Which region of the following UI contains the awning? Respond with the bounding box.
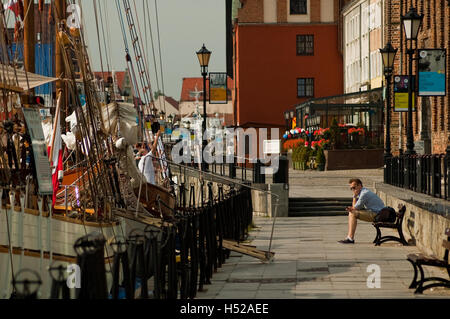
[0,63,58,92]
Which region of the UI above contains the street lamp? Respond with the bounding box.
[196,44,212,171]
[380,42,397,183]
[284,111,290,130]
[401,7,423,155]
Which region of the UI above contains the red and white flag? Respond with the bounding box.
[48,92,63,207]
[4,0,21,17]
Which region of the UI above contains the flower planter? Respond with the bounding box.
[324,149,383,171]
[317,163,325,171]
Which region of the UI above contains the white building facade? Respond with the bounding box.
[343,0,384,94]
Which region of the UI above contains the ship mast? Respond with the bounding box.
[23,0,35,103]
[55,0,66,113]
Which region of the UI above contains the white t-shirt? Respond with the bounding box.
[138,152,156,185]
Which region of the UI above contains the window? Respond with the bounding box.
[290,0,307,15]
[297,78,314,97]
[296,35,314,55]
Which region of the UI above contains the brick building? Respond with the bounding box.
[384,0,450,155]
[232,0,344,129]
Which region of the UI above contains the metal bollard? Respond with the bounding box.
[253,159,265,184]
[273,155,289,184]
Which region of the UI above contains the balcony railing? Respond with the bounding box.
[385,152,449,201]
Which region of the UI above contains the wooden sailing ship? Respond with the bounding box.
[0,0,174,298]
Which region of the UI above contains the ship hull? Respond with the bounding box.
[0,206,126,299]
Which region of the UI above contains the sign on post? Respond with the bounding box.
[394,75,415,112]
[209,72,228,104]
[418,49,446,96]
[22,108,53,195]
[263,140,281,155]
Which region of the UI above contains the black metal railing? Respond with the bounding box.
[385,152,449,201]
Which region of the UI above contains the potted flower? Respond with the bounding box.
[348,127,365,146]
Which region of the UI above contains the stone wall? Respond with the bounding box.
[375,182,450,258]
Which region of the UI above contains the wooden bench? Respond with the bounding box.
[372,205,407,246]
[406,228,450,294]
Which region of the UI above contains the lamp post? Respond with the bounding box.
[401,7,423,155]
[284,111,290,130]
[380,42,397,183]
[196,44,212,171]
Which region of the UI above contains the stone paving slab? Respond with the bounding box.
[196,215,450,299]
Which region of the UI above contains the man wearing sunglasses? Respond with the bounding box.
[338,178,385,244]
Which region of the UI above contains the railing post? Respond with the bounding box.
[403,155,409,190]
[393,155,398,186]
[229,156,236,179]
[384,155,389,184]
[65,186,68,216]
[253,159,265,184]
[446,147,450,200]
[431,155,437,197]
[416,156,422,193]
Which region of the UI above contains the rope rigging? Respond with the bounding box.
[153,0,166,115]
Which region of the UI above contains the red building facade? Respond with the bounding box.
[233,0,344,129]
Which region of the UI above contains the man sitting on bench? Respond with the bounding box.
[338,178,385,244]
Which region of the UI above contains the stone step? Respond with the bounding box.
[288,205,349,212]
[289,197,352,203]
[288,211,348,217]
[288,197,352,217]
[289,201,352,207]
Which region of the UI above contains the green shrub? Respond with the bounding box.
[292,146,303,162]
[316,147,325,164]
[300,147,311,163]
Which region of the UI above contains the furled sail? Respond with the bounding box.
[101,101,138,145]
[0,63,58,92]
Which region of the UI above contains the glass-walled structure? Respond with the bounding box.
[294,88,384,147]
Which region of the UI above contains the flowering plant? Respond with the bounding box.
[348,127,365,136]
[311,139,330,149]
[283,138,305,151]
[314,128,330,138]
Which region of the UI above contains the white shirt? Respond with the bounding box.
[138,151,156,185]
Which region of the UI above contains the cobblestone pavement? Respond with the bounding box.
[196,216,450,299]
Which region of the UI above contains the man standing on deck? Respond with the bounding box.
[138,130,161,185]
